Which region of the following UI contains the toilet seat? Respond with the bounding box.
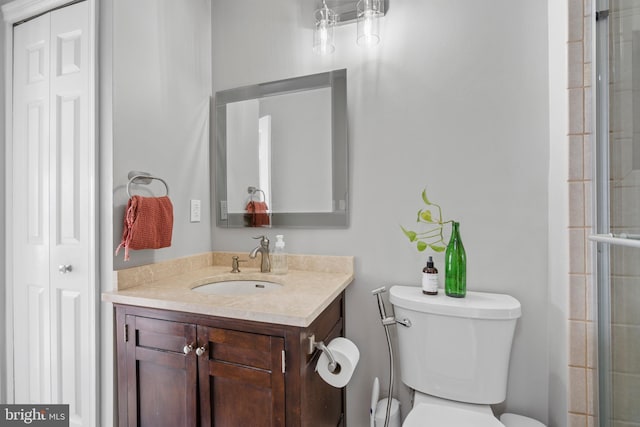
[403,403,505,427]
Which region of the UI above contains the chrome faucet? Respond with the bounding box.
[249,235,271,272]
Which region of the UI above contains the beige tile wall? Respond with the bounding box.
[568,0,597,426]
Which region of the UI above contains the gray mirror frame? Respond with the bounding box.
[215,69,348,228]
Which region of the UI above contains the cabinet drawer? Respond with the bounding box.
[204,328,273,370]
[131,316,193,353]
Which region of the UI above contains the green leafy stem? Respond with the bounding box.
[401,188,453,252]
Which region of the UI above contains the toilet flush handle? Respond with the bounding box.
[395,318,412,327]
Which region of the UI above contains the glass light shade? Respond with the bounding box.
[357,0,382,47]
[313,4,337,54]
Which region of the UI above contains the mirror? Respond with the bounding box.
[215,69,348,228]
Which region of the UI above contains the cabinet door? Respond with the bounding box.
[124,315,198,427]
[197,326,286,426]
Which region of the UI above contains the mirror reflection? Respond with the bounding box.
[215,69,348,228]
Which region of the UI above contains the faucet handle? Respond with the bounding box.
[253,235,270,247]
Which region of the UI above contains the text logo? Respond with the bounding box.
[0,405,68,427]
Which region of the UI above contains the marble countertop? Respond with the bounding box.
[102,252,355,327]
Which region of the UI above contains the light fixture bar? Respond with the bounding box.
[325,0,386,24]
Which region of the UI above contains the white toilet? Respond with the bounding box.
[389,286,545,427]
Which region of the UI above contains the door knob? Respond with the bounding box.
[183,344,194,355]
[58,264,73,274]
[195,346,207,357]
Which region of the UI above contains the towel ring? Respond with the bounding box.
[127,173,169,198]
[248,186,266,202]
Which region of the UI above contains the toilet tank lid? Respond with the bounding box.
[389,286,521,320]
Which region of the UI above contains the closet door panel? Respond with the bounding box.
[48,4,91,426]
[57,289,82,412]
[12,11,52,404]
[26,285,49,403]
[55,93,81,245]
[27,100,47,243]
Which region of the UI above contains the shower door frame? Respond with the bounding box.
[594,0,612,424]
[593,0,640,425]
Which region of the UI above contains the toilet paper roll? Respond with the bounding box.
[316,337,360,388]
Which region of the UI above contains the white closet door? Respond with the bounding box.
[12,10,53,405]
[12,3,93,426]
[48,4,91,425]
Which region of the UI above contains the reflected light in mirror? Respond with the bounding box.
[258,115,272,209]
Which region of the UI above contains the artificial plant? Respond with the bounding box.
[401,188,453,252]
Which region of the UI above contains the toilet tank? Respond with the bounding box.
[389,286,521,405]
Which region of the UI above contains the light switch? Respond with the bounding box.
[220,201,228,220]
[190,199,201,222]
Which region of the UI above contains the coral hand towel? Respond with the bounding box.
[245,201,270,227]
[115,195,174,261]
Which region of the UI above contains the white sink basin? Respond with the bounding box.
[192,280,282,295]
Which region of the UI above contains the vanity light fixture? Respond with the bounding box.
[356,0,382,47]
[313,0,386,54]
[314,0,337,55]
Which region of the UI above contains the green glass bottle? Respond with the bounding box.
[445,221,466,298]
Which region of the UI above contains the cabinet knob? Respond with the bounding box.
[58,264,72,274]
[183,344,194,355]
[195,346,207,357]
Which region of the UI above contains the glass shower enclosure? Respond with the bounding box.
[593,1,640,425]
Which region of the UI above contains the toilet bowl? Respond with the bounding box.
[500,413,546,427]
[403,403,504,427]
[400,393,546,427]
[402,393,503,427]
[389,286,546,427]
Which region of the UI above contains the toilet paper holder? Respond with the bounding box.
[307,334,338,373]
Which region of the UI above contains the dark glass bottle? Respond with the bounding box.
[445,221,466,298]
[422,256,438,295]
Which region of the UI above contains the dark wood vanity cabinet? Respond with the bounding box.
[121,316,199,427]
[115,293,345,427]
[197,326,285,426]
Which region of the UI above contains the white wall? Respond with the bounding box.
[111,0,212,270]
[211,0,551,425]
[105,1,212,425]
[547,0,569,425]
